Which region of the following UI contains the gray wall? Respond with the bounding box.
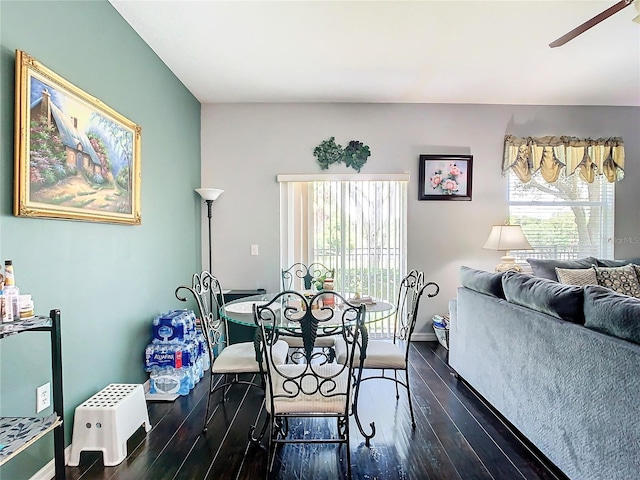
[0,2,201,478]
[201,103,640,335]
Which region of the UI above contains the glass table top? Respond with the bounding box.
[220,293,395,331]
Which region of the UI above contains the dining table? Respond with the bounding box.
[219,291,396,335]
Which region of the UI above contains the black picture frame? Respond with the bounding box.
[418,154,473,201]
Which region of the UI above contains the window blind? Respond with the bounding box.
[280,177,408,337]
[508,171,614,262]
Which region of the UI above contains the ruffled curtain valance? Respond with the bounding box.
[503,135,625,184]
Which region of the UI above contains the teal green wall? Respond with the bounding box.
[0,1,201,478]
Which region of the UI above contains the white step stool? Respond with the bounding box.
[68,383,151,467]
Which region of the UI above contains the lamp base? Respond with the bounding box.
[495,255,523,273]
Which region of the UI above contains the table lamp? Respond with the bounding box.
[482,224,532,272]
[196,188,224,274]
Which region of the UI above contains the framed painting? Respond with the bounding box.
[13,50,141,225]
[418,154,473,201]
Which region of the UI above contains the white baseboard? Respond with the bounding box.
[30,445,72,480]
[412,332,437,342]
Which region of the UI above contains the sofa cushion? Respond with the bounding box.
[502,271,584,324]
[555,267,598,286]
[596,257,640,267]
[584,285,640,345]
[526,257,598,281]
[459,266,505,298]
[593,264,640,298]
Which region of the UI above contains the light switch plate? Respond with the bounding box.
[250,244,259,256]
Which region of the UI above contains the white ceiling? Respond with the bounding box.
[110,0,640,106]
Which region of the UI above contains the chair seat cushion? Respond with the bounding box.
[335,338,406,369]
[266,363,352,415]
[213,340,288,374]
[281,334,336,348]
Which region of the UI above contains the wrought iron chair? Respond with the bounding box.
[175,271,288,436]
[335,269,439,442]
[281,262,337,361]
[281,262,335,291]
[253,290,366,480]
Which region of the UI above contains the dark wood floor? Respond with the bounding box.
[66,342,566,480]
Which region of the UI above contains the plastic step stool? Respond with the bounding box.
[68,383,151,467]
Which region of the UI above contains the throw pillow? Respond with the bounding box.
[593,264,640,298]
[502,271,584,324]
[459,266,505,298]
[583,285,640,345]
[526,257,598,281]
[555,267,598,286]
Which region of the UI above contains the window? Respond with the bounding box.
[508,171,614,262]
[279,174,408,337]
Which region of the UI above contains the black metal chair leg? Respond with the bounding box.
[394,369,400,399]
[203,373,216,434]
[249,411,270,444]
[406,369,416,428]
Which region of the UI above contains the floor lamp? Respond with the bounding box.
[196,188,224,274]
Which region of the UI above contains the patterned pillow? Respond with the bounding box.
[593,264,640,298]
[555,267,597,286]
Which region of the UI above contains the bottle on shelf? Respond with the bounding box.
[3,260,20,322]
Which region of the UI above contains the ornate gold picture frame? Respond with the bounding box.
[14,50,141,225]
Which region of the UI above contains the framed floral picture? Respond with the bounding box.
[13,50,141,225]
[418,154,473,201]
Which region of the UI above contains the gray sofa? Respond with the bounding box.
[449,265,640,480]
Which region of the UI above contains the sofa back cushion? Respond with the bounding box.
[526,257,598,281]
[584,285,640,345]
[459,266,505,298]
[502,271,584,324]
[596,257,640,267]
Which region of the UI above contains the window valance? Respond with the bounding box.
[503,135,624,184]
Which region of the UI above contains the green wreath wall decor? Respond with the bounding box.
[313,137,371,173]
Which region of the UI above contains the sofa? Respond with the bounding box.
[448,259,640,480]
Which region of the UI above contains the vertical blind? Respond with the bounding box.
[279,174,408,337]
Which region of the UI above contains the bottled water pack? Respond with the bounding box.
[145,309,209,396]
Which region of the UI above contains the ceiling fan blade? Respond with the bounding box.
[549,0,634,48]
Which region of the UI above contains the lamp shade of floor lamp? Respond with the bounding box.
[196,188,224,274]
[482,224,533,272]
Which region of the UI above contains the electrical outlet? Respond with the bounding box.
[36,383,50,413]
[250,244,259,256]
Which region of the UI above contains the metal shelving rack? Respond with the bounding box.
[0,310,65,479]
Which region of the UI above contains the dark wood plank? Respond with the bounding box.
[411,342,566,480]
[176,374,267,480]
[66,342,564,480]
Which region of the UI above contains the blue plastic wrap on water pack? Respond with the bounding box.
[152,309,197,344]
[144,341,198,371]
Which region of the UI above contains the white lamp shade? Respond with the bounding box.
[483,225,532,251]
[196,188,224,201]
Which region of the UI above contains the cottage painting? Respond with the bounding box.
[14,50,141,225]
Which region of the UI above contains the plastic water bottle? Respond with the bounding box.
[3,261,20,321]
[149,367,191,395]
